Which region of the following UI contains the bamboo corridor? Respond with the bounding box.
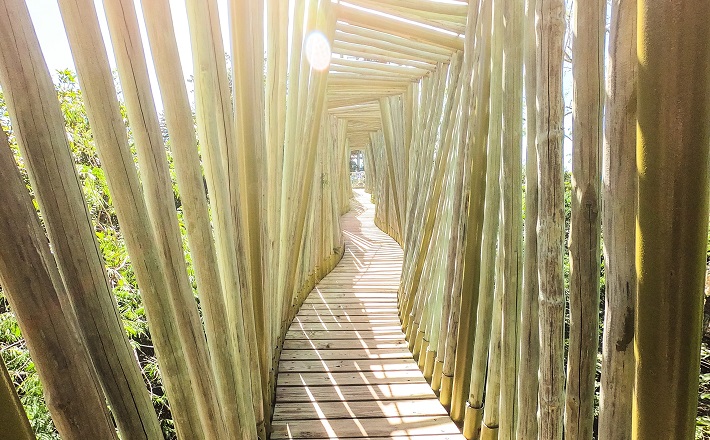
[0,0,709,439]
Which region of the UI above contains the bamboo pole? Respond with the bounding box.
[450,0,491,423]
[463,0,498,435]
[184,0,259,436]
[139,0,252,437]
[515,0,540,435]
[0,2,161,438]
[103,2,230,438]
[634,1,710,437]
[535,0,566,437]
[228,0,270,427]
[598,0,636,438]
[498,0,524,434]
[0,136,118,440]
[565,0,604,437]
[480,248,505,440]
[0,352,34,439]
[55,0,206,436]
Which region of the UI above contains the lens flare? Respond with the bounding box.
[305,31,331,71]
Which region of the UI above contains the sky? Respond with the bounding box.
[26,0,231,111]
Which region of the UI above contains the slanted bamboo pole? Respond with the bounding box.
[565,0,604,437]
[598,0,636,437]
[515,0,540,435]
[140,0,255,437]
[0,2,161,438]
[535,0,566,436]
[103,2,229,438]
[0,352,34,439]
[463,0,498,435]
[0,137,118,440]
[450,0,491,423]
[56,0,206,436]
[634,1,710,437]
[480,248,505,440]
[185,0,260,436]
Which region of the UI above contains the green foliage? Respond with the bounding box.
[0,70,179,439]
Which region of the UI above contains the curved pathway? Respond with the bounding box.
[272,190,464,439]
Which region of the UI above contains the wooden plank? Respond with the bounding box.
[272,399,448,420]
[279,348,412,360]
[272,416,463,439]
[289,322,402,331]
[277,370,425,387]
[292,315,400,323]
[278,359,420,374]
[285,330,404,340]
[283,339,407,350]
[275,383,435,403]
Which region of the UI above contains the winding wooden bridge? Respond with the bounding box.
[0,0,709,439]
[272,191,463,439]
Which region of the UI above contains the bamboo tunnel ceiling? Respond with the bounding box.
[329,0,465,150]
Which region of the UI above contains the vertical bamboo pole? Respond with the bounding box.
[535,0,566,437]
[598,0,636,438]
[499,0,524,434]
[0,352,34,439]
[0,137,118,440]
[229,1,269,420]
[480,248,505,440]
[0,2,161,438]
[634,1,710,437]
[565,0,604,437]
[55,0,205,435]
[516,0,540,435]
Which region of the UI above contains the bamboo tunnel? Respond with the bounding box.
[1,0,709,439]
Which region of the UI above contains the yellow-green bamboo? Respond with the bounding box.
[598,0,636,438]
[515,0,540,435]
[0,2,161,437]
[0,136,118,440]
[565,0,604,437]
[0,346,34,439]
[535,0,566,436]
[56,0,206,435]
[634,1,710,437]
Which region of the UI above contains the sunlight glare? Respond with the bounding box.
[305,30,331,71]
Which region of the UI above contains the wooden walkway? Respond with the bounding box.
[272,190,464,439]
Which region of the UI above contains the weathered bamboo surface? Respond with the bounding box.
[272,190,463,439]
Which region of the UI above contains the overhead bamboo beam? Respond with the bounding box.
[0,135,118,440]
[598,0,636,438]
[337,22,457,59]
[0,1,162,438]
[334,40,446,66]
[335,3,465,51]
[536,0,566,437]
[333,48,436,70]
[634,1,710,438]
[342,0,466,34]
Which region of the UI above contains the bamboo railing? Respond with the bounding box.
[1,0,709,439]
